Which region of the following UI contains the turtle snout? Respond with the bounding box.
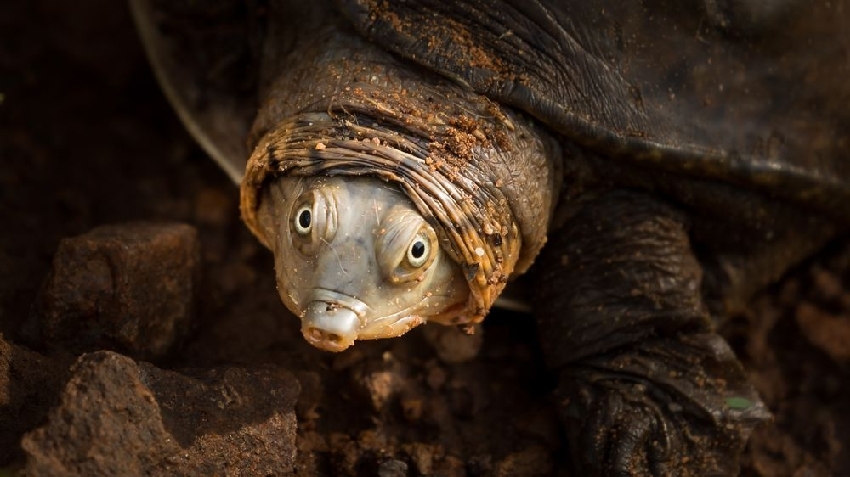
[302,301,360,352]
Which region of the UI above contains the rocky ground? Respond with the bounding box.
[1,2,848,476]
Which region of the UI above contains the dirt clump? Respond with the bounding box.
[21,351,300,476]
[0,336,70,466]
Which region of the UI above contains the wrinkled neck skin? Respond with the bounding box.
[241,1,560,351]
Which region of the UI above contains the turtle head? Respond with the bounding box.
[258,176,468,351]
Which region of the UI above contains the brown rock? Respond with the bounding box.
[21,351,300,476]
[146,364,301,476]
[0,335,68,466]
[33,222,201,360]
[21,352,178,476]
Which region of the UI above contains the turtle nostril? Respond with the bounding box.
[326,333,342,343]
[302,325,354,351]
[306,328,342,344]
[306,327,324,342]
[307,328,342,343]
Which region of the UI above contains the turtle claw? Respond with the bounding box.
[606,406,666,477]
[557,335,770,477]
[565,380,674,477]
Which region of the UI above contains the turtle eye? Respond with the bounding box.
[376,210,438,283]
[294,204,313,235]
[406,234,430,268]
[290,189,336,255]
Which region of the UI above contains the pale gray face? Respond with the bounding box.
[259,176,468,351]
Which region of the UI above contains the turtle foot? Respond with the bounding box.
[557,334,770,477]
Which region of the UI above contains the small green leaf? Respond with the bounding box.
[726,396,754,410]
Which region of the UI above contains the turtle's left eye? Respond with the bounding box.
[406,234,430,268]
[376,210,439,283]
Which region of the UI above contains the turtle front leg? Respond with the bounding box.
[533,190,770,477]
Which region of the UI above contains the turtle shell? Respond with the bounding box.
[130,0,264,183]
[133,0,850,221]
[336,0,850,221]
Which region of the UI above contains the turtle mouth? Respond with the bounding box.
[299,289,428,350]
[357,313,425,341]
[307,289,370,317]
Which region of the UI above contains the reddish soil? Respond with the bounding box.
[1,2,848,476]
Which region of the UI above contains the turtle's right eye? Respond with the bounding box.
[294,205,312,235]
[291,190,337,254]
[406,233,430,268]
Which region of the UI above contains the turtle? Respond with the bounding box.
[130,0,850,475]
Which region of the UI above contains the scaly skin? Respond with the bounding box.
[534,190,771,476]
